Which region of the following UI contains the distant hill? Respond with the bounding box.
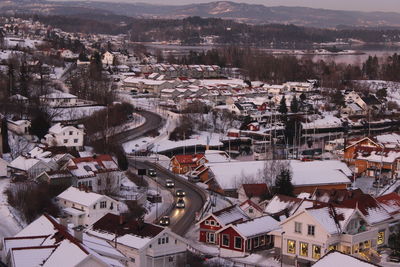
[3,0,400,28]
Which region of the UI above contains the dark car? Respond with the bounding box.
[148,169,157,177]
[176,189,186,197]
[176,198,185,209]
[166,179,175,188]
[159,216,170,226]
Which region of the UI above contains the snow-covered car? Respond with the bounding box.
[166,179,175,188]
[159,216,170,226]
[176,198,185,209]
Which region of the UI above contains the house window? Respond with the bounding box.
[300,242,308,257]
[377,231,385,245]
[63,139,68,143]
[207,233,215,243]
[100,201,106,208]
[130,257,135,263]
[308,225,315,236]
[312,245,321,259]
[74,139,78,143]
[158,238,161,245]
[249,208,254,214]
[295,222,302,233]
[328,244,338,251]
[69,131,73,135]
[93,204,96,209]
[168,256,173,262]
[254,236,260,248]
[222,234,229,247]
[246,239,251,250]
[162,238,165,244]
[166,237,169,243]
[110,203,114,210]
[287,240,296,254]
[234,237,242,249]
[205,220,209,226]
[98,179,102,186]
[210,220,215,226]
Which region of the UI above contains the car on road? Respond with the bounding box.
[166,179,175,188]
[159,216,170,226]
[176,189,186,197]
[148,169,157,177]
[176,198,185,209]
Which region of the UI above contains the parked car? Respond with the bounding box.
[176,198,185,209]
[159,216,170,226]
[166,179,175,188]
[389,254,400,263]
[176,189,186,197]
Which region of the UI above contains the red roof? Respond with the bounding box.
[173,154,204,164]
[376,192,400,215]
[242,183,269,198]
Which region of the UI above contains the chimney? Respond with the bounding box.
[73,225,85,242]
[59,215,68,228]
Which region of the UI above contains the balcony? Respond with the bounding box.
[341,228,378,245]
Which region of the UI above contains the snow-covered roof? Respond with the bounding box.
[313,251,378,267]
[124,77,167,85]
[230,216,280,238]
[264,194,302,216]
[11,246,57,267]
[207,160,352,190]
[375,133,400,148]
[41,92,77,99]
[210,205,249,226]
[10,156,40,171]
[67,155,119,178]
[306,206,355,234]
[116,234,152,250]
[57,187,111,207]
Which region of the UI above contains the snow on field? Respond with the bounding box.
[4,37,43,49]
[0,50,23,61]
[0,178,22,239]
[51,106,106,122]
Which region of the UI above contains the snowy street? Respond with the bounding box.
[0,178,21,240]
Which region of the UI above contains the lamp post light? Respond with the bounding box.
[281,231,286,267]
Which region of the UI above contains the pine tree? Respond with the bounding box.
[290,95,299,113]
[274,168,294,196]
[279,95,288,114]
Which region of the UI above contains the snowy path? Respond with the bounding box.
[0,178,21,239]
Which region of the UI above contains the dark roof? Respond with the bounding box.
[242,183,269,198]
[361,95,381,105]
[341,194,390,219]
[92,213,163,238]
[312,188,364,204]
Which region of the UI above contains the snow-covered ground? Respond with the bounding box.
[0,178,22,239]
[302,113,342,130]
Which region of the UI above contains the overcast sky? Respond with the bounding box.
[87,0,400,13]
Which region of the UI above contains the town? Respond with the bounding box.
[0,10,400,267]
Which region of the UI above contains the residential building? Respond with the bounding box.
[7,119,30,135]
[1,214,126,267]
[313,250,379,267]
[170,154,207,174]
[57,186,120,226]
[216,215,280,257]
[90,213,187,267]
[39,91,78,107]
[66,154,122,194]
[239,199,264,219]
[44,123,85,150]
[198,205,249,245]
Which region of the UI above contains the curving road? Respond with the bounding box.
[129,159,207,236]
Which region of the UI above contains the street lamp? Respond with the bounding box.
[281,231,285,267]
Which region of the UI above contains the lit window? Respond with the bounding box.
[234,237,242,249]
[222,234,229,247]
[328,244,338,251]
[287,240,296,254]
[312,245,321,259]
[377,231,385,245]
[295,222,302,233]
[300,242,308,257]
[308,225,315,236]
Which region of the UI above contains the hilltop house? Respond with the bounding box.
[7,119,30,135]
[66,154,122,194]
[57,186,120,227]
[44,123,85,150]
[39,91,78,107]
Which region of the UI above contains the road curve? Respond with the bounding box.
[128,160,207,236]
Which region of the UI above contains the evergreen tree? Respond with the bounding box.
[1,118,10,153]
[279,95,288,114]
[376,88,387,100]
[30,110,51,139]
[19,63,29,97]
[331,89,345,108]
[290,95,299,113]
[274,168,294,197]
[300,93,306,102]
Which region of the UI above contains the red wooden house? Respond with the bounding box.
[198,205,249,245]
[216,215,280,257]
[170,154,207,174]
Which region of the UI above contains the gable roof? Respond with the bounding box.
[173,154,205,164]
[264,194,302,218]
[313,250,379,267]
[311,188,364,204]
[92,213,163,238]
[208,205,249,226]
[239,199,263,213]
[375,192,400,216]
[341,194,392,225]
[241,183,269,198]
[57,186,114,207]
